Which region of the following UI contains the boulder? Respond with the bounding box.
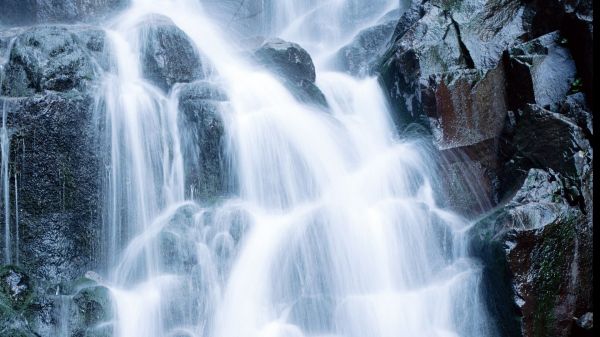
[70,283,113,332]
[0,0,128,25]
[504,31,577,111]
[254,38,328,108]
[335,17,397,77]
[2,91,103,286]
[176,81,229,202]
[138,14,206,92]
[0,25,106,97]
[469,168,592,337]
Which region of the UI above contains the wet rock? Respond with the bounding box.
[1,25,106,97]
[576,312,593,328]
[447,0,528,69]
[525,0,593,106]
[157,204,200,274]
[421,63,507,150]
[335,18,397,77]
[379,3,468,126]
[254,38,328,108]
[504,31,577,111]
[498,104,591,198]
[2,91,103,286]
[438,139,499,217]
[469,168,592,337]
[177,81,229,202]
[71,284,113,329]
[559,93,593,136]
[0,0,128,25]
[0,265,33,310]
[138,14,206,92]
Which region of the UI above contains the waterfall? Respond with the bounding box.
[0,37,16,265]
[97,1,497,336]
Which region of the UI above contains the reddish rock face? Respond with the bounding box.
[421,63,507,150]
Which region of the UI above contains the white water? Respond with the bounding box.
[95,1,497,337]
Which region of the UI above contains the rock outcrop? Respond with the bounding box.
[138,14,207,92]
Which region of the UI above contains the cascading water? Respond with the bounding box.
[94,1,498,336]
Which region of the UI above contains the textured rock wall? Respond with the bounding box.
[377,0,593,336]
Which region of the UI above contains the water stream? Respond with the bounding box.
[95,1,496,336]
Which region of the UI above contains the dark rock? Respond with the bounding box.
[2,91,103,286]
[469,168,592,337]
[575,312,593,331]
[498,104,591,198]
[254,38,328,108]
[438,139,499,217]
[379,0,527,128]
[559,93,593,136]
[448,0,528,69]
[504,31,577,111]
[176,81,229,202]
[0,0,128,25]
[335,19,397,77]
[138,14,206,92]
[0,25,106,97]
[379,3,469,126]
[524,0,593,107]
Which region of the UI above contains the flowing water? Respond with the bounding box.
[91,0,497,336]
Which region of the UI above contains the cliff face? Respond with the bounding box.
[376,1,593,336]
[0,0,594,336]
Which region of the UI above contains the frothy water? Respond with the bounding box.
[91,1,497,336]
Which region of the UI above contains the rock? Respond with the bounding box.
[1,25,106,97]
[524,0,593,106]
[559,93,593,136]
[0,265,33,311]
[469,168,592,337]
[138,14,206,92]
[448,0,528,69]
[421,63,507,150]
[379,0,528,129]
[576,312,593,329]
[71,284,113,329]
[0,0,128,25]
[379,2,469,126]
[438,139,499,217]
[157,204,200,274]
[504,31,577,111]
[176,81,229,202]
[335,18,397,77]
[498,104,591,198]
[254,38,328,108]
[2,91,103,286]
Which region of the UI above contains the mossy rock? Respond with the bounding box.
[72,285,113,327]
[0,265,34,311]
